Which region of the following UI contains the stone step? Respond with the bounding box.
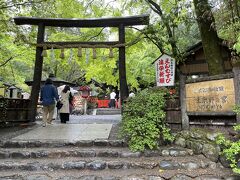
[0,139,126,148]
[3,140,195,151]
[0,155,229,172]
[0,146,193,159]
[96,108,121,115]
[0,168,237,180]
[0,135,238,179]
[0,143,237,180]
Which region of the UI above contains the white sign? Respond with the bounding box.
[154,54,175,86]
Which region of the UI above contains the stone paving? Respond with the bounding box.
[12,124,113,141]
[65,114,121,124]
[10,114,121,141]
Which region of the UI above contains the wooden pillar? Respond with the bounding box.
[233,66,240,123]
[118,24,128,103]
[180,73,189,129]
[28,23,45,121]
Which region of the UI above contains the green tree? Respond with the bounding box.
[124,0,199,60]
[193,0,226,75]
[214,0,240,58]
[0,0,238,91]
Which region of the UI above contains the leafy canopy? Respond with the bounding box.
[0,0,238,91]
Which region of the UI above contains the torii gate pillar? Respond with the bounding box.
[29,24,45,121]
[119,24,128,102]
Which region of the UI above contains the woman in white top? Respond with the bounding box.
[59,85,71,123]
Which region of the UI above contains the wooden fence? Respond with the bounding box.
[0,98,30,124]
[165,96,182,131]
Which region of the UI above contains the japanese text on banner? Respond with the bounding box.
[155,54,175,86]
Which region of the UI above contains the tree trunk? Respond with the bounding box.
[193,0,225,75]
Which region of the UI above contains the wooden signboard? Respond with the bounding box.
[186,78,235,112]
[154,54,175,87]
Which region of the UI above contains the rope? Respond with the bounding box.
[32,37,142,49]
[34,43,126,49]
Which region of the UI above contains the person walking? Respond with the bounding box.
[59,85,71,123]
[40,78,59,127]
[109,90,116,108]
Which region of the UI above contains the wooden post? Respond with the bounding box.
[180,73,189,129]
[118,24,128,103]
[28,24,45,121]
[233,66,240,123]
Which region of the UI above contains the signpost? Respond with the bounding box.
[154,54,175,87]
[186,78,235,112]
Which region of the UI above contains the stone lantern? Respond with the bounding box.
[9,86,18,98]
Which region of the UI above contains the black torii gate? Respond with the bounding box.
[14,15,149,121]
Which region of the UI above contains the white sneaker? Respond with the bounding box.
[42,123,46,127]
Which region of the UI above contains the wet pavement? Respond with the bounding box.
[0,114,122,141]
[11,114,121,141]
[13,123,113,141]
[62,114,121,124]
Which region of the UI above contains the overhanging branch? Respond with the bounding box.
[130,26,164,53]
[0,57,13,67]
[87,27,106,41]
[145,0,178,56]
[0,0,44,9]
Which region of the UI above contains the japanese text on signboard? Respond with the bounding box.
[155,54,175,86]
[185,79,235,112]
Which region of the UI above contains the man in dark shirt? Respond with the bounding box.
[40,78,59,127]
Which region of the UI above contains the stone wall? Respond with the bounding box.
[174,128,233,167]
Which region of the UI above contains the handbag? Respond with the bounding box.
[56,101,63,109]
[69,93,73,104]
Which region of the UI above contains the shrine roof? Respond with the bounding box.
[25,78,76,87]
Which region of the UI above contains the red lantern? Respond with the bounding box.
[79,86,91,98]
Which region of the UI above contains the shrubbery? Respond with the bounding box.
[120,88,174,152]
[216,105,240,174]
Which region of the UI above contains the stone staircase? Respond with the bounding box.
[0,139,238,180]
[96,108,121,115]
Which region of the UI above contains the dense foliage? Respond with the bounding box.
[216,105,240,174]
[0,0,239,91]
[120,88,174,152]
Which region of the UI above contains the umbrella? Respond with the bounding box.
[57,85,78,95]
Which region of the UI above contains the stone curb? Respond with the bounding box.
[0,147,193,159]
[0,159,220,171]
[0,140,126,148]
[0,174,239,180]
